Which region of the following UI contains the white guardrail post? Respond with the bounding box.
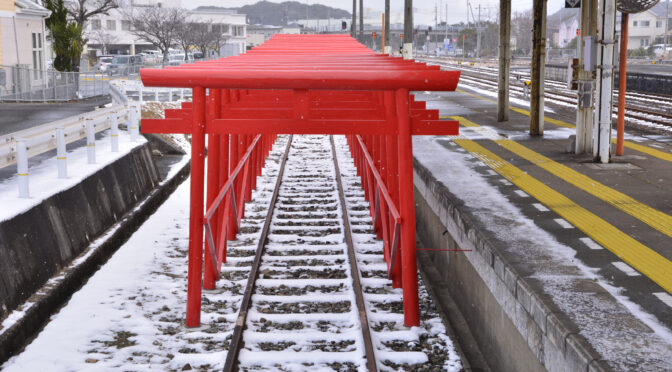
[56,127,67,178]
[86,118,96,164]
[110,112,119,152]
[180,88,184,100]
[17,139,29,198]
[154,89,159,101]
[139,86,144,104]
[129,103,139,142]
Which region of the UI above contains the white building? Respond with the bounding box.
[83,0,247,57]
[0,0,50,69]
[0,0,50,92]
[627,0,671,49]
[246,25,300,48]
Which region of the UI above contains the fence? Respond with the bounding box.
[0,98,140,198]
[0,65,110,102]
[112,79,192,102]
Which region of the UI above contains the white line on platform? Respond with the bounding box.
[514,190,528,197]
[499,179,513,186]
[579,237,603,250]
[553,218,574,229]
[532,203,549,211]
[653,292,672,308]
[612,262,641,276]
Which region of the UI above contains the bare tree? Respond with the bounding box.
[126,7,183,62]
[192,21,221,56]
[90,27,118,54]
[175,20,198,57]
[66,0,118,27]
[512,10,534,56]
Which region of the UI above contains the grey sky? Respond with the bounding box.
[185,0,567,25]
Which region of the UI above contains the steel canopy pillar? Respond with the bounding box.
[616,13,628,156]
[497,0,512,122]
[384,0,391,54]
[403,0,414,59]
[576,0,598,154]
[530,0,547,136]
[395,88,419,326]
[352,0,357,38]
[186,86,206,327]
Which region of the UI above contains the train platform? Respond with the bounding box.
[411,87,672,370]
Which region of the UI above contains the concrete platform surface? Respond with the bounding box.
[412,87,672,371]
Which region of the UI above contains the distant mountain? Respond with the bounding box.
[195,1,351,26]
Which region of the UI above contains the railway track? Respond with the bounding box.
[221,135,461,371]
[419,58,672,129]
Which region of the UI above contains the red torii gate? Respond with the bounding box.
[140,34,460,328]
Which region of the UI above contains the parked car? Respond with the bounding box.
[94,55,114,72]
[108,55,144,75]
[141,50,161,64]
[167,53,194,66]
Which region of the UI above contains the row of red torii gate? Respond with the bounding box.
[140,34,461,327]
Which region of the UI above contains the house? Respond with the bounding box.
[547,8,580,48]
[82,0,247,58]
[0,0,50,69]
[627,0,670,49]
[0,0,50,94]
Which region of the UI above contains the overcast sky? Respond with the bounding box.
[185,0,567,25]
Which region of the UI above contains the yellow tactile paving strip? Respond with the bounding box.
[451,116,672,241]
[448,136,672,294]
[451,88,672,162]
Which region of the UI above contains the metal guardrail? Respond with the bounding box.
[113,79,192,102]
[0,102,140,197]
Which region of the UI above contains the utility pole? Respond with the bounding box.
[352,0,357,38]
[477,4,482,58]
[592,0,617,163]
[497,0,511,122]
[529,0,547,136]
[665,0,670,59]
[359,0,364,41]
[435,2,438,29]
[385,0,390,53]
[403,0,413,59]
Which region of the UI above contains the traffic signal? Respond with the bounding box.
[372,32,377,39]
[342,21,347,30]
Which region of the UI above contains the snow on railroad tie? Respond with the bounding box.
[232,135,461,372]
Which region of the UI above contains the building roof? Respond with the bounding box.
[15,0,51,16]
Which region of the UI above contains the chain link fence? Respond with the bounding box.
[0,65,111,102]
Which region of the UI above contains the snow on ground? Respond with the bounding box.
[412,135,672,370]
[2,138,289,372]
[0,133,146,223]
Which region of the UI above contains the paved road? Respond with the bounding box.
[0,96,111,136]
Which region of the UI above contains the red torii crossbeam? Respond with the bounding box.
[140,34,460,328]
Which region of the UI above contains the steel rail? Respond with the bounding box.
[222,135,293,372]
[330,135,379,372]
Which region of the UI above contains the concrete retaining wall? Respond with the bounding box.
[0,144,159,319]
[412,159,608,372]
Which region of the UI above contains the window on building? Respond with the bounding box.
[106,20,116,30]
[122,20,131,31]
[633,21,638,26]
[641,20,650,27]
[640,38,650,46]
[32,32,43,79]
[92,19,101,30]
[656,20,663,28]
